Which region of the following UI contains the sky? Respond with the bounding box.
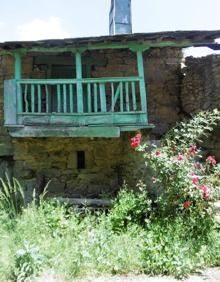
[0,0,220,56]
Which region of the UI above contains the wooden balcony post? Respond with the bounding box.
[136,50,147,113]
[14,52,22,80]
[75,52,83,113]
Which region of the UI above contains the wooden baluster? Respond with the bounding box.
[99,83,107,112]
[69,84,73,113]
[120,82,123,112]
[112,83,121,111]
[57,84,61,113]
[24,84,29,112]
[45,84,50,113]
[31,84,35,113]
[111,83,114,112]
[87,83,92,113]
[125,82,130,112]
[131,81,137,111]
[63,84,67,113]
[37,84,41,113]
[94,83,98,112]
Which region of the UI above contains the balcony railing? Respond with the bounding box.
[4,76,150,137]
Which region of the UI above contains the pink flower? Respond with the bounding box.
[155,150,161,156]
[189,144,197,156]
[130,133,142,148]
[183,201,191,209]
[197,185,209,200]
[206,156,217,165]
[192,175,199,185]
[177,154,184,161]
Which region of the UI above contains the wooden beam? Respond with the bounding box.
[8,126,120,138]
[137,50,147,114]
[75,52,83,113]
[14,53,22,80]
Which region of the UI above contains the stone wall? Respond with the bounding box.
[181,55,220,159]
[2,48,220,198]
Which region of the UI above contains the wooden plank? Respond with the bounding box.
[111,83,114,112]
[131,81,137,111]
[14,53,21,80]
[120,82,123,112]
[24,84,29,112]
[75,52,83,113]
[17,83,23,114]
[57,85,61,113]
[8,126,121,138]
[94,83,98,112]
[137,50,147,113]
[125,82,130,112]
[45,84,50,113]
[99,83,107,112]
[18,112,147,126]
[87,83,92,113]
[63,84,67,113]
[4,80,17,125]
[37,85,41,113]
[113,82,121,109]
[31,84,35,113]
[69,84,74,113]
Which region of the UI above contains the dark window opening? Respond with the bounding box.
[77,151,85,169]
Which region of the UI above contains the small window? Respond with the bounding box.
[77,151,85,169]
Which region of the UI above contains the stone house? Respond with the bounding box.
[0,0,220,199]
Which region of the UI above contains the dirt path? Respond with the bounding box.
[74,268,220,282]
[35,267,220,282]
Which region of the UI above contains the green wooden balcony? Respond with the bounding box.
[4,76,152,137]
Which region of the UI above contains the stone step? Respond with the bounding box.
[213,201,220,213]
[214,215,220,223]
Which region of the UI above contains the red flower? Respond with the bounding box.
[192,175,199,185]
[189,144,197,156]
[177,154,184,161]
[130,133,142,148]
[183,201,190,209]
[155,150,161,156]
[206,156,217,165]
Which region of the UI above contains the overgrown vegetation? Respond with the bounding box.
[0,110,219,281]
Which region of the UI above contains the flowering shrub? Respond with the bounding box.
[130,110,220,219]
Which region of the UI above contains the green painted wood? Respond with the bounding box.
[57,85,61,113]
[18,76,140,84]
[120,82,123,112]
[2,41,193,56]
[31,84,35,113]
[125,82,130,112]
[24,84,29,112]
[87,83,92,113]
[111,83,114,112]
[17,83,23,114]
[75,52,83,113]
[45,84,49,113]
[94,83,98,112]
[17,111,147,126]
[69,84,73,113]
[137,50,147,113]
[14,53,22,80]
[113,82,121,110]
[131,81,137,111]
[37,85,41,113]
[99,83,107,112]
[8,126,120,138]
[63,84,67,113]
[4,80,17,125]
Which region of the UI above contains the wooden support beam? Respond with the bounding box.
[14,53,22,80]
[75,52,83,113]
[137,50,147,114]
